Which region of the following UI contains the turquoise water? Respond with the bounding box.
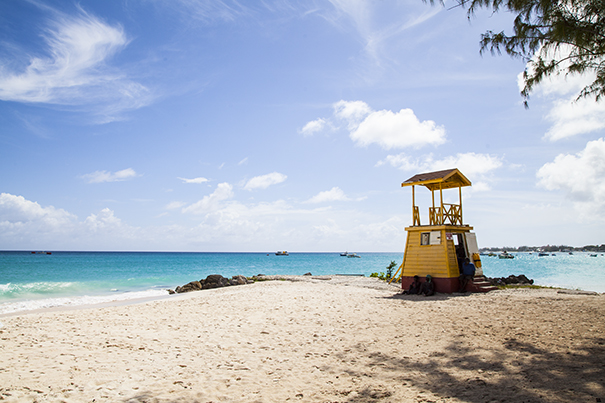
[1,251,604,315]
[480,252,605,292]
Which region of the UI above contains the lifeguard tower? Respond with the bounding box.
[395,168,493,293]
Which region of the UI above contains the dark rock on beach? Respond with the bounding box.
[486,274,534,286]
[174,274,252,294]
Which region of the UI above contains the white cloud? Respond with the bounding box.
[81,168,138,183]
[0,6,152,120]
[333,100,372,128]
[299,118,327,136]
[377,152,503,191]
[178,177,209,184]
[543,98,605,141]
[537,138,605,219]
[182,182,234,215]
[306,187,350,203]
[238,157,249,165]
[0,193,76,226]
[519,45,605,141]
[302,100,446,149]
[351,107,445,149]
[378,152,502,176]
[243,172,287,190]
[84,208,123,232]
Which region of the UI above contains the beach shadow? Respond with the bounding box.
[385,292,470,302]
[343,336,605,402]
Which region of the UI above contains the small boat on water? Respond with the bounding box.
[340,252,348,256]
[538,252,549,256]
[31,251,52,255]
[498,251,514,259]
[275,251,289,256]
[346,253,361,258]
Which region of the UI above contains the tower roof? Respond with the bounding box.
[401,168,471,191]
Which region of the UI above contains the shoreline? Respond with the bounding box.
[1,273,603,318]
[1,277,604,402]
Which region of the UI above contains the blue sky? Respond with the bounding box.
[1,0,604,252]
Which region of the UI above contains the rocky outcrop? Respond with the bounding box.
[173,274,253,294]
[486,274,534,286]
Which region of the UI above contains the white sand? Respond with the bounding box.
[0,276,604,402]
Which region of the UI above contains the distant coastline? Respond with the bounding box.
[481,244,605,253]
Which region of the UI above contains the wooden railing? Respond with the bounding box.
[413,206,421,226]
[429,203,462,225]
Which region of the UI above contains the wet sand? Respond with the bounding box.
[0,276,603,402]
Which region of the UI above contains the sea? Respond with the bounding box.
[1,251,604,316]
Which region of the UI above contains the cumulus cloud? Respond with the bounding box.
[81,168,138,183]
[306,187,351,203]
[333,100,372,129]
[377,152,503,190]
[299,118,327,136]
[178,177,209,184]
[0,193,137,249]
[543,98,605,141]
[84,208,123,231]
[537,138,605,218]
[302,100,446,149]
[378,152,502,176]
[0,193,76,225]
[182,182,234,215]
[244,172,287,190]
[519,45,605,141]
[0,6,152,120]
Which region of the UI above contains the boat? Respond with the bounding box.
[275,251,289,256]
[346,253,361,258]
[340,252,348,256]
[31,251,52,255]
[498,251,514,259]
[538,252,549,256]
[590,254,598,257]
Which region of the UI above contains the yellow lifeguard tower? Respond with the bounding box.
[397,168,490,293]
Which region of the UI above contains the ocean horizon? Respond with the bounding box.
[2,250,604,316]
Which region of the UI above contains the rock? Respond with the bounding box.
[303,272,312,276]
[175,280,202,293]
[232,275,247,285]
[202,274,230,289]
[486,274,534,286]
[173,274,254,294]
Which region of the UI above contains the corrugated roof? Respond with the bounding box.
[401,168,471,190]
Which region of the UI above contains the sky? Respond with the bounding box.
[1,0,604,252]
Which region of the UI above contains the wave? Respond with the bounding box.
[0,281,76,298]
[0,288,169,315]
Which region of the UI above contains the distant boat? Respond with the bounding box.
[498,251,514,259]
[590,254,598,257]
[538,252,549,256]
[340,252,348,256]
[346,253,361,258]
[275,251,289,256]
[31,251,51,255]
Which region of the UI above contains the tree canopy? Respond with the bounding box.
[432,0,605,106]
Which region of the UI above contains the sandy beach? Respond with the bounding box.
[0,276,603,402]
